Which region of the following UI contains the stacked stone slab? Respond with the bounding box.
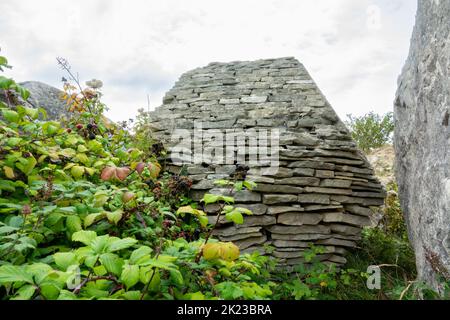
[148,57,385,266]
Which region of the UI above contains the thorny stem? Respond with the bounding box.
[195,179,237,263]
[140,238,164,300]
[56,57,93,114]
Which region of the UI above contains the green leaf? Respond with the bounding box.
[234,207,253,215]
[16,156,37,176]
[120,264,139,289]
[6,137,21,147]
[66,215,82,234]
[12,284,36,300]
[39,282,61,299]
[129,246,152,265]
[243,180,257,190]
[0,76,14,89]
[0,265,34,284]
[201,194,220,205]
[169,269,184,286]
[0,179,16,192]
[84,212,105,228]
[225,210,244,224]
[72,230,97,246]
[71,166,85,179]
[99,253,123,276]
[90,235,110,254]
[106,209,123,225]
[53,252,78,271]
[108,237,137,252]
[198,215,209,228]
[201,194,235,205]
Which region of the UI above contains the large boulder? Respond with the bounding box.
[19,81,69,120]
[394,0,450,291]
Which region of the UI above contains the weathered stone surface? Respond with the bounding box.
[263,194,298,205]
[278,213,323,226]
[0,81,69,121]
[272,240,311,248]
[394,0,450,290]
[234,235,267,250]
[320,179,352,188]
[267,225,331,235]
[298,194,330,204]
[255,184,303,194]
[267,206,304,215]
[271,233,330,241]
[292,168,315,177]
[322,212,371,227]
[235,215,276,228]
[213,226,261,237]
[315,170,335,178]
[275,177,320,186]
[305,187,352,195]
[235,204,268,216]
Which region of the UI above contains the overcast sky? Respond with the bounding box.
[0,0,417,122]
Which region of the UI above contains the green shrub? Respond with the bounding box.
[345,112,394,152]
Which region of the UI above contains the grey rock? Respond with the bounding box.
[298,194,330,204]
[267,206,304,215]
[275,177,320,186]
[263,194,298,205]
[255,184,303,194]
[394,0,450,290]
[278,213,323,226]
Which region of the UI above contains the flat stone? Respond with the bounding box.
[267,225,331,234]
[344,205,373,217]
[235,215,276,228]
[235,204,268,216]
[275,177,320,186]
[277,213,323,225]
[263,194,298,205]
[191,180,215,190]
[255,184,304,194]
[315,170,335,178]
[330,195,364,204]
[292,168,315,177]
[303,204,343,211]
[219,98,240,104]
[241,96,268,103]
[220,232,263,242]
[322,212,371,226]
[213,226,261,237]
[304,187,352,195]
[272,240,311,248]
[320,179,353,188]
[271,233,330,241]
[298,194,330,204]
[234,235,267,250]
[317,238,357,248]
[329,224,361,236]
[288,161,335,170]
[267,206,304,215]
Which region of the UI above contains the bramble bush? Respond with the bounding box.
[0,54,446,300]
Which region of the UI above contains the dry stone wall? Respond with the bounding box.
[149,57,385,267]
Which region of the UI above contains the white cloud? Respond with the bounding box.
[0,0,417,122]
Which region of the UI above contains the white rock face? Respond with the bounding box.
[394,0,450,291]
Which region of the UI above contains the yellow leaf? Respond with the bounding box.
[3,166,15,179]
[219,242,240,262]
[202,243,221,261]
